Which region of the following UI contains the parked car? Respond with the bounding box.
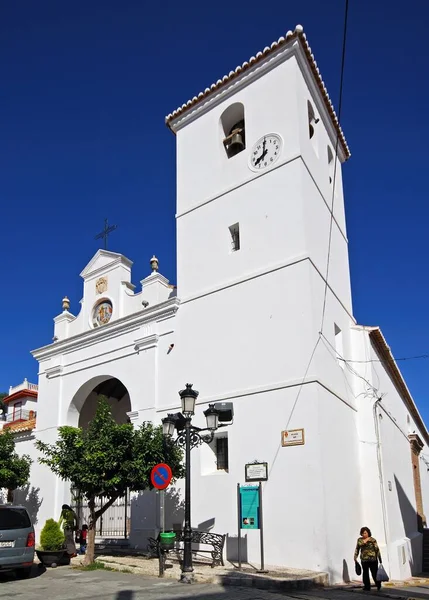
[0,505,35,578]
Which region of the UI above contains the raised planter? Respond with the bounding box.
[36,549,67,568]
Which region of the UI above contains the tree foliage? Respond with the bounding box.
[36,397,184,564]
[40,519,64,551]
[0,429,32,501]
[0,393,7,417]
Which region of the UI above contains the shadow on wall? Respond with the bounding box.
[395,474,418,573]
[226,533,248,563]
[12,485,43,525]
[395,474,420,536]
[129,486,185,547]
[342,558,351,583]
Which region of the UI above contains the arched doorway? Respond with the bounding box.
[78,377,131,428]
[69,376,132,541]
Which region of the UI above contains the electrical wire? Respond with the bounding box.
[272,0,351,443]
[320,0,350,335]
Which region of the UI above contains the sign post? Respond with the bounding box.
[258,481,266,572]
[237,483,241,570]
[151,463,173,579]
[151,464,173,534]
[237,462,269,573]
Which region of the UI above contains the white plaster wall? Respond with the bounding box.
[11,432,63,540]
[315,385,361,583]
[295,67,346,236]
[176,56,300,216]
[351,326,426,580]
[159,262,314,409]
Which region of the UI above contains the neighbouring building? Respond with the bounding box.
[6,24,429,583]
[1,379,38,435]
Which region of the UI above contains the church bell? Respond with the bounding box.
[227,130,245,156]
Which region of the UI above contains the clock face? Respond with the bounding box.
[249,134,282,171]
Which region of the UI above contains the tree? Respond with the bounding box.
[0,429,32,503]
[0,393,7,419]
[36,397,184,565]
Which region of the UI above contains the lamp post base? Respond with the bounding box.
[180,571,194,584]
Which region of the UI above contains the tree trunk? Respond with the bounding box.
[84,497,96,566]
[83,494,120,566]
[6,489,14,503]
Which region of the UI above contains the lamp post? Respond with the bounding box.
[162,384,230,584]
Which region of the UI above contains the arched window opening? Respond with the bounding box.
[220,103,246,159]
[307,100,319,140]
[327,146,334,184]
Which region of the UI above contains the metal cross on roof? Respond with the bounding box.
[95,218,117,250]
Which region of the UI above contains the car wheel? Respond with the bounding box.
[16,567,32,579]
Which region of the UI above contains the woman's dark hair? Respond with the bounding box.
[62,504,71,511]
[360,526,372,537]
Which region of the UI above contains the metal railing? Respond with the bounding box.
[6,408,36,423]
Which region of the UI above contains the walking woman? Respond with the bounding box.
[354,527,382,591]
[59,504,78,557]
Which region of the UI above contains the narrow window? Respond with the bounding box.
[327,146,334,184]
[334,324,344,368]
[216,435,229,471]
[307,100,318,140]
[229,223,240,251]
[220,103,246,158]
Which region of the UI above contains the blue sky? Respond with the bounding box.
[1,1,428,420]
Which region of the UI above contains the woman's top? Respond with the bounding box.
[354,537,381,562]
[59,508,77,531]
[79,529,88,544]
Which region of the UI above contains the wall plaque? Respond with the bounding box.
[282,428,305,447]
[245,462,268,482]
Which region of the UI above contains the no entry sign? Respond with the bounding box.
[151,463,173,490]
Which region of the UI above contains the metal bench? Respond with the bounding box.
[147,530,226,568]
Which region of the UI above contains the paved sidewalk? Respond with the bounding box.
[0,566,324,600]
[71,552,328,592]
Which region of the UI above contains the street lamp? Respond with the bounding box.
[162,384,233,584]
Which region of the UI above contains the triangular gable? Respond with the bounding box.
[80,249,133,279]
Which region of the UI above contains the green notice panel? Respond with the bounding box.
[240,485,259,529]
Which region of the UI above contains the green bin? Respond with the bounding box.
[159,531,176,550]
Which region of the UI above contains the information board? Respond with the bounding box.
[239,485,259,529]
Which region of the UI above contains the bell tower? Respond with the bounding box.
[167,24,351,310]
[165,25,360,578]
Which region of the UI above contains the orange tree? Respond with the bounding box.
[36,397,184,564]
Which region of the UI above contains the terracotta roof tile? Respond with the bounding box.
[2,418,36,434]
[165,25,350,159]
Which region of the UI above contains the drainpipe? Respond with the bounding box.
[373,397,391,573]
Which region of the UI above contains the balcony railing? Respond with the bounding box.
[8,379,38,396]
[5,408,37,424]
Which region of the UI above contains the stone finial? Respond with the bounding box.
[150,255,159,272]
[62,296,70,311]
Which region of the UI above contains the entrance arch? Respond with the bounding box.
[78,377,131,428]
[67,375,131,428]
[68,375,132,540]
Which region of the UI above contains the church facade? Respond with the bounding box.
[6,25,429,583]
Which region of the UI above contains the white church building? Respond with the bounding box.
[5,24,429,583]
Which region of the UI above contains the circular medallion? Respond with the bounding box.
[93,300,113,327]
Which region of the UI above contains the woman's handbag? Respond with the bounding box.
[355,561,362,576]
[376,564,389,582]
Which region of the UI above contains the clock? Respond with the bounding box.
[249,133,283,171]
